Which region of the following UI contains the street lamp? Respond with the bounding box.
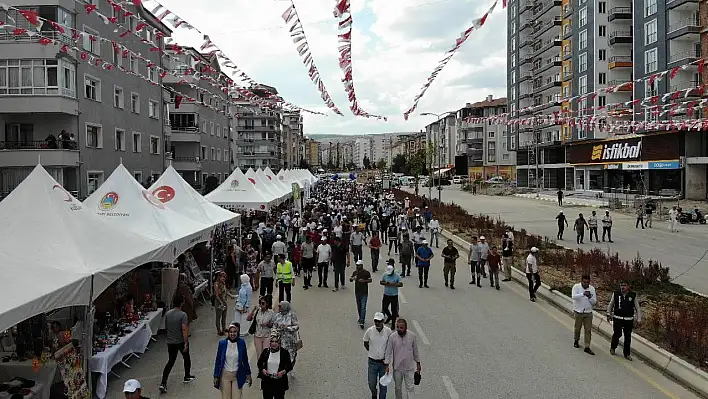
[421,112,454,202]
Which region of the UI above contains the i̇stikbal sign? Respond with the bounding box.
[591,141,642,161]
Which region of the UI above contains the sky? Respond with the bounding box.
[151,0,508,135]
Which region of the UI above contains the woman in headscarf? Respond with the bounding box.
[272,301,300,371]
[257,331,292,399]
[245,240,259,291]
[234,274,253,336]
[213,322,252,399]
[249,295,275,356]
[175,273,197,322]
[214,271,235,335]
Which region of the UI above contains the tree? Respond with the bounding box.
[299,157,310,169]
[391,154,406,174]
[202,175,219,195]
[363,156,371,169]
[376,158,387,170]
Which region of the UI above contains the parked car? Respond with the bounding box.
[426,178,451,187]
[485,176,506,184]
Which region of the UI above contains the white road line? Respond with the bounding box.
[411,320,430,345]
[639,243,665,251]
[441,376,460,399]
[399,290,408,304]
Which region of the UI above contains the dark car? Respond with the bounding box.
[426,178,452,187]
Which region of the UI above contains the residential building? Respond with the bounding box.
[163,47,232,189]
[353,137,371,168]
[456,96,516,179]
[424,114,457,171]
[233,84,284,170]
[282,110,303,169]
[303,138,319,167]
[0,0,171,198]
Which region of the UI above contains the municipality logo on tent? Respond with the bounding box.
[99,192,119,211]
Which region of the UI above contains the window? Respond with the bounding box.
[511,70,516,84]
[511,37,516,51]
[488,131,495,138]
[114,86,124,109]
[511,87,516,100]
[511,55,516,68]
[598,1,606,13]
[134,170,143,184]
[511,21,516,34]
[115,128,126,151]
[86,124,102,148]
[201,119,207,133]
[645,0,656,17]
[223,126,228,138]
[211,147,216,160]
[150,135,160,155]
[112,46,123,68]
[578,53,587,72]
[579,30,587,50]
[599,72,606,85]
[84,75,100,101]
[598,96,606,107]
[82,26,100,55]
[210,122,215,135]
[224,149,229,162]
[0,59,75,96]
[598,49,606,61]
[217,148,222,161]
[216,124,221,137]
[87,171,104,196]
[645,48,658,73]
[129,54,138,74]
[579,75,587,94]
[148,100,158,119]
[645,19,657,45]
[201,145,207,160]
[130,92,140,113]
[502,153,510,161]
[599,25,606,37]
[579,7,587,27]
[132,131,142,152]
[147,67,156,83]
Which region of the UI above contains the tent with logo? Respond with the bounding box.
[264,167,294,197]
[258,168,290,200]
[276,169,302,189]
[0,165,169,333]
[246,168,285,204]
[84,164,213,261]
[205,168,275,212]
[149,166,239,227]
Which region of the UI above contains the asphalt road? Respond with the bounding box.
[103,244,698,399]
[412,185,708,296]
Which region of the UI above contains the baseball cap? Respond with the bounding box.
[373,312,385,321]
[123,379,141,393]
[422,240,428,244]
[356,260,364,265]
[276,234,282,239]
[531,247,539,252]
[480,236,486,240]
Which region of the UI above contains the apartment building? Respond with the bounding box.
[455,96,516,179]
[0,0,170,198]
[163,47,232,189]
[353,138,371,168]
[282,110,303,169]
[233,85,284,170]
[303,138,319,167]
[424,114,457,170]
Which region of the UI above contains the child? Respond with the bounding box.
[293,239,303,276]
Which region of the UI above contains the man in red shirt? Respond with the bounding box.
[369,231,383,272]
[487,245,502,290]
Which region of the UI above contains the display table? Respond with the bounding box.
[0,361,56,399]
[90,321,151,399]
[0,382,45,399]
[144,309,163,342]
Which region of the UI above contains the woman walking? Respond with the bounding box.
[250,295,275,356]
[257,331,292,399]
[213,323,252,399]
[245,242,259,292]
[234,275,253,336]
[272,301,300,372]
[214,271,235,335]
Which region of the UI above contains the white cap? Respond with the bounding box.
[123,379,141,393]
[531,247,539,252]
[559,210,563,213]
[356,259,364,265]
[276,234,282,239]
[480,236,486,240]
[422,240,428,244]
[323,229,328,233]
[373,312,386,321]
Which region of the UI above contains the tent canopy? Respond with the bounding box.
[0,165,167,332]
[206,168,274,212]
[264,167,292,197]
[258,168,290,199]
[150,166,239,227]
[246,168,283,204]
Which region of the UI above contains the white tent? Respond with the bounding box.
[265,167,294,196]
[0,165,168,332]
[246,168,283,204]
[206,168,274,212]
[276,169,301,189]
[304,169,318,184]
[289,169,309,188]
[85,164,212,261]
[259,168,290,199]
[149,166,239,227]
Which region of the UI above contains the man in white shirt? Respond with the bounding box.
[525,247,541,302]
[478,236,489,280]
[428,217,440,248]
[668,205,679,232]
[316,239,332,288]
[601,211,613,242]
[363,312,392,399]
[571,275,597,355]
[271,235,287,259]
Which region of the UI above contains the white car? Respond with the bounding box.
[452,176,462,184]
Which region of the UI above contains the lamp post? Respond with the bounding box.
[421,112,454,202]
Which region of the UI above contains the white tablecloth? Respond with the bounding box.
[90,322,151,399]
[144,309,163,336]
[0,361,56,399]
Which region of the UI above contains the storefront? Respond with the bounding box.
[568,132,683,194]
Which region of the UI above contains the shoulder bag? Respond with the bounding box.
[248,308,259,335]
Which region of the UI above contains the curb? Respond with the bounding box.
[441,228,708,398]
[514,194,603,208]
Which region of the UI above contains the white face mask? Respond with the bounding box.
[386,265,394,275]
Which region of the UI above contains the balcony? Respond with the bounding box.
[667,17,700,40]
[608,55,633,69]
[0,95,78,115]
[533,0,562,18]
[172,156,202,171]
[668,48,701,68]
[170,126,201,142]
[237,125,279,132]
[520,1,534,15]
[0,140,79,167]
[670,80,702,97]
[608,7,632,21]
[519,53,535,66]
[666,0,699,11]
[533,36,562,57]
[533,79,562,93]
[531,56,562,74]
[533,17,563,39]
[520,38,536,49]
[608,80,633,91]
[563,5,573,17]
[519,73,533,83]
[562,71,573,82]
[609,31,632,46]
[520,21,534,32]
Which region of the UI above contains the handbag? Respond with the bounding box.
[248,308,259,335]
[295,332,304,351]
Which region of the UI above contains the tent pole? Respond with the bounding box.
[209,233,214,296]
[85,275,95,396]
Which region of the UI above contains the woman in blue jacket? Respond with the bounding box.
[213,323,252,399]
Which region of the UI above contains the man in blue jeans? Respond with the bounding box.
[350,259,372,328]
[416,240,434,288]
[363,312,392,399]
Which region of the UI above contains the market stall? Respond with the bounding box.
[206,168,276,212]
[262,167,292,199]
[246,168,285,205]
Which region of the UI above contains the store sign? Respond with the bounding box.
[591,141,642,161]
[649,161,680,170]
[569,133,679,165]
[622,162,648,170]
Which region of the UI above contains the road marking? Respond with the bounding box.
[399,290,408,304]
[639,243,665,251]
[441,376,460,399]
[411,320,430,345]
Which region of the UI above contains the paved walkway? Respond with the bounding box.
[411,186,708,296]
[102,244,698,399]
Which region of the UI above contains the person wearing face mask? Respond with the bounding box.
[257,331,293,399]
[384,319,421,399]
[363,312,392,399]
[380,261,403,329]
[213,323,253,399]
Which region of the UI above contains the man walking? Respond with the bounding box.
[644,201,655,228]
[478,236,489,279]
[415,240,434,288]
[428,216,440,248]
[364,313,392,399]
[526,247,541,302]
[351,259,373,328]
[588,211,599,243]
[384,319,421,399]
[380,261,403,329]
[635,206,645,229]
[332,236,348,292]
[301,235,315,290]
[571,274,597,355]
[573,213,588,244]
[441,239,459,289]
[487,245,501,290]
[351,227,365,262]
[556,211,568,240]
[557,189,564,206]
[276,254,294,303]
[316,236,332,288]
[159,295,194,393]
[369,231,383,272]
[602,211,614,242]
[468,236,480,285]
[257,253,276,298]
[607,280,642,361]
[669,205,679,232]
[387,222,399,255]
[501,233,513,282]
[399,233,414,277]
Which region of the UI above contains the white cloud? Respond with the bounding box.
[150,0,507,134]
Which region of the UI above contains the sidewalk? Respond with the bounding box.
[515,193,605,207]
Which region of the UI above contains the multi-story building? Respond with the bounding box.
[282,110,303,169]
[456,96,516,179]
[424,114,457,171]
[303,138,319,167]
[353,138,371,168]
[233,84,284,170]
[164,47,232,189]
[0,0,170,198]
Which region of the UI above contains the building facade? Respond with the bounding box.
[424,114,457,171]
[282,110,303,169]
[0,0,170,198]
[233,85,284,170]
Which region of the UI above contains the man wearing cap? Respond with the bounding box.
[271,235,287,260]
[123,379,148,399]
[380,260,403,328]
[415,240,434,288]
[364,312,392,399]
[556,210,568,240]
[526,247,541,302]
[351,259,373,328]
[316,235,332,288]
[478,236,489,281]
[351,226,365,263]
[398,232,414,277]
[332,236,348,292]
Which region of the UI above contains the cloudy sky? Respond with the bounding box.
[151,0,507,135]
